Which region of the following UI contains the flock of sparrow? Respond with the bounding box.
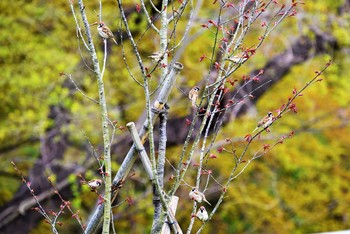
[93,21,275,223]
[82,179,210,222]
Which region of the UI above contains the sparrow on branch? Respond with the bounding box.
[189,188,211,206]
[196,206,209,222]
[253,111,274,133]
[226,52,248,64]
[81,179,102,191]
[149,51,165,64]
[97,22,118,45]
[188,86,200,108]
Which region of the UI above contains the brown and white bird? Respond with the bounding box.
[188,86,200,108]
[97,22,118,45]
[226,52,248,64]
[189,188,211,206]
[196,206,209,222]
[149,51,165,64]
[81,179,102,191]
[253,111,274,133]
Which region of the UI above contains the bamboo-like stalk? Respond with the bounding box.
[127,121,182,234]
[151,110,167,232]
[126,122,153,180]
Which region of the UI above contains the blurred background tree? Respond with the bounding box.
[0,0,349,233]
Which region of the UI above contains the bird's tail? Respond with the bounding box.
[191,97,199,108]
[112,37,118,45]
[252,127,258,133]
[204,198,211,206]
[191,99,196,108]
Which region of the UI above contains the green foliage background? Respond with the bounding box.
[0,0,349,233]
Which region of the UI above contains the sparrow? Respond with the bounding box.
[149,51,165,64]
[196,206,209,222]
[189,188,211,206]
[97,22,118,45]
[253,111,274,133]
[188,86,200,108]
[225,52,248,64]
[81,179,102,191]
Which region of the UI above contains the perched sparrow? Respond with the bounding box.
[81,179,102,191]
[253,111,274,133]
[188,86,200,108]
[196,206,209,222]
[226,52,248,64]
[149,51,165,64]
[189,188,211,206]
[97,22,118,45]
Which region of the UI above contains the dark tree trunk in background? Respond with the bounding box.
[163,31,337,146]
[0,106,72,233]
